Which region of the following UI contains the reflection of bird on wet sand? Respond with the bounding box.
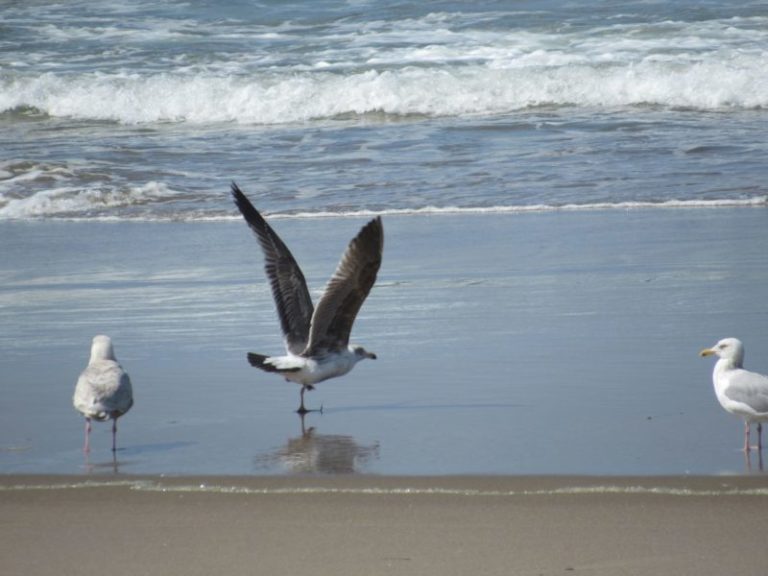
[255,415,380,474]
[231,184,383,414]
[83,451,120,475]
[73,335,133,453]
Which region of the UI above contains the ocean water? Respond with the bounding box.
[2,1,768,476]
[1,0,767,219]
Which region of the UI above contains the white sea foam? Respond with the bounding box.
[2,54,765,126]
[1,191,764,222]
[257,198,768,221]
[0,181,183,219]
[2,12,767,124]
[2,479,768,497]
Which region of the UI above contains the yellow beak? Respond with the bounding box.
[699,348,715,357]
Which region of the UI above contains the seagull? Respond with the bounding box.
[700,337,768,452]
[73,335,134,453]
[231,183,383,414]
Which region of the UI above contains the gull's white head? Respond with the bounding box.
[89,335,117,363]
[699,337,744,367]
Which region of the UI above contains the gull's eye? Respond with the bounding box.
[719,343,728,349]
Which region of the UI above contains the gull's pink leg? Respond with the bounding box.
[112,418,118,452]
[744,421,751,452]
[84,418,92,453]
[758,423,763,453]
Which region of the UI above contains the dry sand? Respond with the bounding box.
[2,474,768,576]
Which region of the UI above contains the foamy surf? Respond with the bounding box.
[2,479,768,498]
[1,191,765,221]
[2,53,766,126]
[2,11,768,125]
[0,181,186,219]
[265,198,768,220]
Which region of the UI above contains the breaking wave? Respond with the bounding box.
[3,14,767,125]
[2,56,766,126]
[1,184,764,222]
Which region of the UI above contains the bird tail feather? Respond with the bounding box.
[247,353,301,373]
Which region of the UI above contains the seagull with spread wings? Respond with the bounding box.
[231,183,383,413]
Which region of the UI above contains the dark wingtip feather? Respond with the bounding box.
[230,181,246,204]
[360,215,384,253]
[231,182,262,221]
[231,183,275,245]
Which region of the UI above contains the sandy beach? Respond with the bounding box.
[3,474,768,576]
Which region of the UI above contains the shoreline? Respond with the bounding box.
[2,197,767,223]
[3,474,768,576]
[3,472,768,491]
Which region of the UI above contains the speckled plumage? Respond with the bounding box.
[73,335,133,452]
[232,183,382,413]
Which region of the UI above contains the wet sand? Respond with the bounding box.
[3,474,768,575]
[4,210,768,476]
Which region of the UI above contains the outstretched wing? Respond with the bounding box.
[231,183,313,354]
[304,216,383,355]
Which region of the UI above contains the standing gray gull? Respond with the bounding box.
[700,337,768,452]
[231,183,383,414]
[73,335,134,452]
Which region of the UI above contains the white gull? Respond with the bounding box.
[700,337,768,452]
[73,335,134,452]
[231,183,383,413]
